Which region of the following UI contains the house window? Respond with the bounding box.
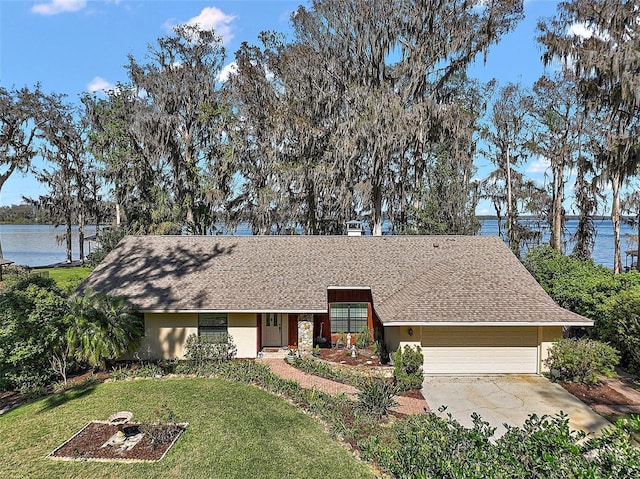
[330,303,368,333]
[199,313,228,340]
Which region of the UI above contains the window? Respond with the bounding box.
[330,303,368,333]
[199,313,228,340]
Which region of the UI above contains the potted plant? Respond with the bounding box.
[312,345,321,357]
[286,348,298,364]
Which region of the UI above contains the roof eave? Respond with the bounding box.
[381,321,594,327]
[140,308,327,314]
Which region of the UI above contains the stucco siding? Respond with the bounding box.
[539,326,563,373]
[384,325,422,355]
[140,313,198,359]
[229,313,258,358]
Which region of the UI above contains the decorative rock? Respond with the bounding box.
[297,314,314,357]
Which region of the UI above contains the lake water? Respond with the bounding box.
[0,220,635,268]
[0,224,97,267]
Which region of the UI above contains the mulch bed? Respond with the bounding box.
[50,421,187,463]
[319,347,384,367]
[318,347,425,400]
[561,381,635,406]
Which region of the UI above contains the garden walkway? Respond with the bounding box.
[259,358,429,415]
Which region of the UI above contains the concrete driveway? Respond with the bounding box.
[422,375,611,438]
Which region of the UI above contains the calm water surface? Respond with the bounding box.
[0,224,97,267]
[0,220,635,268]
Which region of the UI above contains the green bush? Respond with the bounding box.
[603,288,640,372]
[356,378,398,418]
[545,338,619,385]
[355,327,372,349]
[360,411,640,479]
[183,333,237,366]
[393,345,423,391]
[133,362,164,378]
[294,357,366,387]
[523,246,626,319]
[0,275,69,390]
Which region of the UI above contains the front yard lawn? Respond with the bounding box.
[0,378,375,479]
[40,266,92,292]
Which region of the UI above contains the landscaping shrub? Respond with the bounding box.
[355,327,372,349]
[0,275,68,390]
[603,288,640,372]
[183,333,237,366]
[393,345,423,390]
[524,246,619,318]
[360,411,640,479]
[109,365,131,381]
[356,378,397,418]
[133,362,164,378]
[544,338,619,385]
[294,357,366,387]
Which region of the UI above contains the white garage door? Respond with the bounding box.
[421,326,539,374]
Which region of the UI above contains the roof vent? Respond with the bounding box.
[346,220,364,237]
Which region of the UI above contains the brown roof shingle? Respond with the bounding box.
[81,235,591,326]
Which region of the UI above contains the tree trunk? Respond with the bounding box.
[611,173,622,274]
[505,147,518,256]
[550,165,564,251]
[493,203,503,238]
[372,180,383,237]
[65,218,72,264]
[306,175,317,235]
[78,210,85,264]
[371,153,384,237]
[115,203,121,226]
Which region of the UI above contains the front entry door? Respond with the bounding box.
[263,313,282,347]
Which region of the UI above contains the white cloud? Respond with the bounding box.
[217,61,238,82]
[185,7,236,44]
[87,76,114,93]
[31,0,86,15]
[526,156,551,175]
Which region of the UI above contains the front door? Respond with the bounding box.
[263,313,282,347]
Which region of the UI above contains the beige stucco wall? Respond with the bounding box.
[228,313,258,359]
[384,326,422,356]
[139,312,258,360]
[139,313,198,360]
[539,326,563,373]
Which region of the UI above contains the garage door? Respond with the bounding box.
[421,326,539,374]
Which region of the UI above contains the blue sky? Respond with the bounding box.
[0,0,561,213]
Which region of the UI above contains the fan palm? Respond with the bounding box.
[66,289,143,369]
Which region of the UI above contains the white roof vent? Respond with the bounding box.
[346,220,364,236]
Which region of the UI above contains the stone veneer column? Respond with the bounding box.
[297,313,314,357]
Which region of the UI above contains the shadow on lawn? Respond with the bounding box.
[38,383,97,413]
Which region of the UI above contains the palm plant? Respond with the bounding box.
[66,289,143,369]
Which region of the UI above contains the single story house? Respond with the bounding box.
[81,234,592,374]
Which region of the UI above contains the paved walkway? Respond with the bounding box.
[258,358,429,415]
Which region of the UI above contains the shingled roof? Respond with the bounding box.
[81,235,591,326]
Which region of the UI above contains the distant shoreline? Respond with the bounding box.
[1,215,628,226]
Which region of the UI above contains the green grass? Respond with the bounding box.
[0,378,375,479]
[39,266,92,293]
